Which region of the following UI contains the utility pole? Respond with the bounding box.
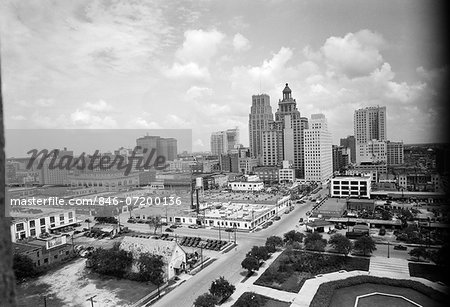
[86,295,97,307]
[387,241,390,258]
[218,223,221,240]
[200,244,204,269]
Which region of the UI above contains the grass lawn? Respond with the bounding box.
[254,249,369,293]
[409,262,449,285]
[329,283,446,307]
[231,292,290,307]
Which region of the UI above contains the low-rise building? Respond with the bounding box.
[253,166,279,184]
[330,176,371,198]
[228,180,264,192]
[10,207,77,242]
[12,235,74,268]
[120,236,186,280]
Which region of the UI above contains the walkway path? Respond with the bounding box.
[223,252,448,307]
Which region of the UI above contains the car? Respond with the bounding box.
[274,216,281,221]
[165,228,174,232]
[393,244,407,250]
[188,225,199,229]
[225,228,234,232]
[170,224,178,229]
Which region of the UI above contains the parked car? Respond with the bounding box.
[170,224,178,229]
[188,225,199,229]
[393,244,407,250]
[274,216,281,221]
[165,228,174,232]
[225,228,234,232]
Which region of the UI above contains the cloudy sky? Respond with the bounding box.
[1,0,448,153]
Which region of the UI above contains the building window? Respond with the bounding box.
[44,258,48,263]
[29,220,35,228]
[50,216,55,223]
[40,218,46,226]
[16,223,24,232]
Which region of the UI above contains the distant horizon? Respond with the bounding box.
[4,129,192,158]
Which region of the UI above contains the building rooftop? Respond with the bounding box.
[120,235,184,263]
[10,207,73,221]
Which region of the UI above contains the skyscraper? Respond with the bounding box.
[340,135,356,164]
[210,131,227,156]
[249,94,273,159]
[210,128,240,156]
[274,83,307,178]
[354,106,386,143]
[354,106,387,164]
[304,114,333,183]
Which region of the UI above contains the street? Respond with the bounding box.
[150,200,315,307]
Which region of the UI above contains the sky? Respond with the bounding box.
[1,0,448,154]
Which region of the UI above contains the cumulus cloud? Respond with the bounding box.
[233,33,250,51]
[321,30,385,78]
[186,86,213,100]
[164,62,210,80]
[175,29,225,65]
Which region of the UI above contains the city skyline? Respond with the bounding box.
[0,0,447,152]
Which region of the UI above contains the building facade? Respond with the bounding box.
[249,94,274,159]
[330,176,371,198]
[386,141,404,166]
[304,114,333,183]
[340,136,356,164]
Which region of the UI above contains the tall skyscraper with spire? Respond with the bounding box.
[274,83,308,178]
[248,94,273,160]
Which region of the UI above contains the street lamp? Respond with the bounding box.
[387,241,390,258]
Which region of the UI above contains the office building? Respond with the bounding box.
[386,141,404,166]
[137,135,178,164]
[304,114,333,183]
[249,94,274,159]
[354,106,387,143]
[274,83,307,178]
[340,136,356,163]
[332,145,350,173]
[354,106,387,164]
[211,128,240,156]
[330,176,371,198]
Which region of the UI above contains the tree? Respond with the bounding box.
[283,230,304,244]
[234,292,266,307]
[241,257,259,274]
[354,236,377,256]
[194,293,218,307]
[329,234,353,256]
[13,254,39,280]
[246,246,270,264]
[89,244,133,278]
[304,232,327,252]
[147,215,163,234]
[209,276,235,302]
[137,252,165,296]
[265,236,283,253]
[409,247,429,261]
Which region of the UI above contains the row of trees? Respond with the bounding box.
[193,276,236,307]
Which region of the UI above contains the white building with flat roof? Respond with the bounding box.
[330,176,371,198]
[228,180,264,192]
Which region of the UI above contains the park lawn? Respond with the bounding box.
[231,292,291,307]
[255,249,369,293]
[408,263,449,285]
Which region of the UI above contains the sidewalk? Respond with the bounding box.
[223,250,448,307]
[222,250,297,307]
